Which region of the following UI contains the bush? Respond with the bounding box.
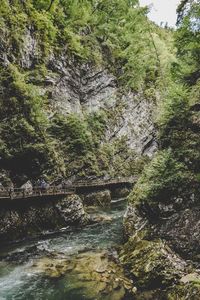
[49,114,94,155]
[0,65,61,182]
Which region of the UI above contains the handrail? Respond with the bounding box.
[0,177,137,200]
[0,186,76,200]
[72,177,137,187]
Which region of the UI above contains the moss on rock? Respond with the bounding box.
[82,190,111,208]
[120,237,186,289]
[167,282,200,300]
[31,250,136,300]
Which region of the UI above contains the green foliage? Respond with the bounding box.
[49,114,93,155]
[0,64,46,128]
[175,0,200,84]
[130,0,200,207]
[158,83,189,137]
[0,65,62,182]
[132,88,200,208]
[190,79,200,106]
[47,111,143,179]
[31,10,58,55]
[129,150,190,205]
[157,82,200,171]
[0,0,175,90]
[32,0,56,11]
[0,0,192,186]
[86,111,107,146]
[0,1,28,55]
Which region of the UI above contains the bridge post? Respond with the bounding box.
[9,188,13,200]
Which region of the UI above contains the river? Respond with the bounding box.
[0,198,131,300]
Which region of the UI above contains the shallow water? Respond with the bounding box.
[0,198,127,300]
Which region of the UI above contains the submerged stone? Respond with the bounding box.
[31,250,136,300]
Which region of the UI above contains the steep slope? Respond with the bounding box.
[0,0,174,185]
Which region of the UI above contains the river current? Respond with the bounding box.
[0,198,127,300]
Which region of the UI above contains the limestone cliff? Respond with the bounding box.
[0,33,157,182]
[0,0,174,185]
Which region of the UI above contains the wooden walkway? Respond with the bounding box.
[73,177,136,188]
[0,177,137,201]
[0,186,76,201]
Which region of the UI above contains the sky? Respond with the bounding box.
[139,0,180,27]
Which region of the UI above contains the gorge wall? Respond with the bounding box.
[0,36,157,183]
[0,0,174,185]
[119,0,200,298]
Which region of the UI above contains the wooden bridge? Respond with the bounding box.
[0,177,137,202]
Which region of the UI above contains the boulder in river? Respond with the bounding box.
[82,189,111,207]
[55,194,88,225]
[111,187,131,199]
[20,181,33,192]
[0,194,88,242]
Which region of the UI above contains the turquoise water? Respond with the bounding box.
[0,199,127,300]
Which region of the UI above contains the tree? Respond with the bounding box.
[175,0,200,84]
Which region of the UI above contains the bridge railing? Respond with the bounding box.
[0,177,137,200]
[0,186,76,200]
[72,176,137,187]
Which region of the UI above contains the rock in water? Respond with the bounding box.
[56,194,88,225]
[31,250,136,300]
[82,189,111,207]
[20,181,33,193]
[0,194,88,242]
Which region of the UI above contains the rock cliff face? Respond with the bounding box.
[122,198,200,299]
[1,28,157,158]
[45,53,157,155]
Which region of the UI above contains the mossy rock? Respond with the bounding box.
[82,190,111,207]
[123,205,151,239]
[111,187,131,199]
[167,281,200,300]
[120,237,186,289]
